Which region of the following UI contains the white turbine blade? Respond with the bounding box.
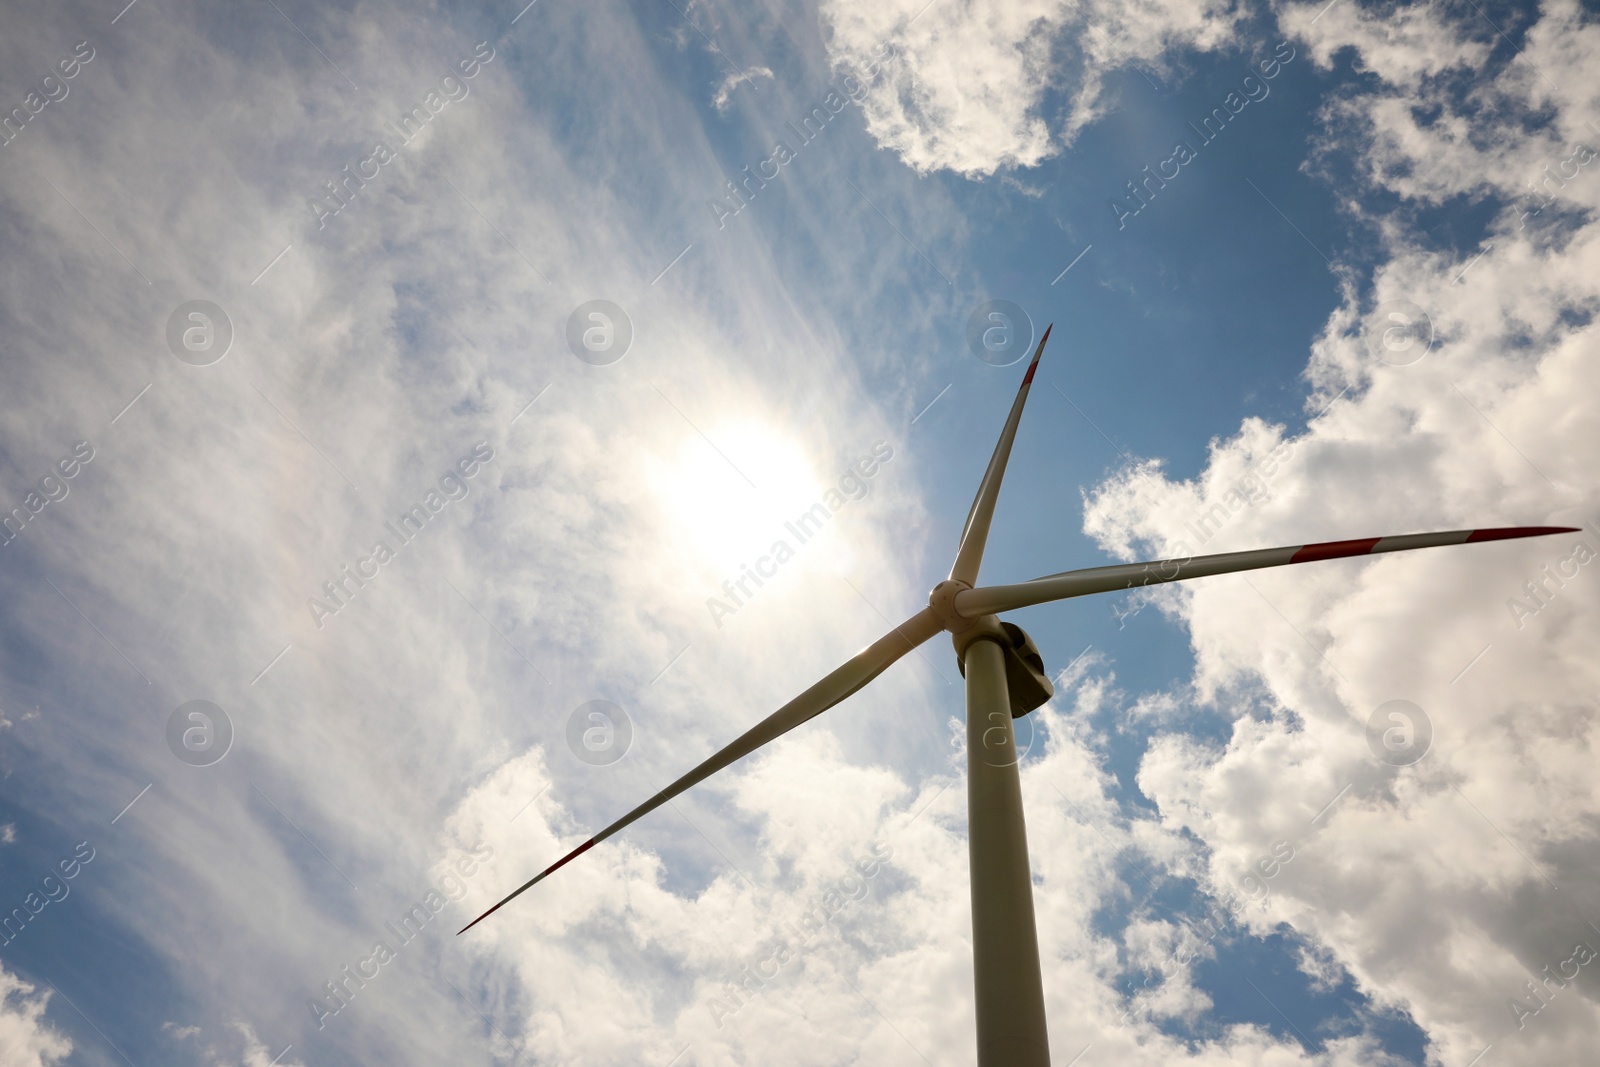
[949,324,1053,587]
[954,525,1580,617]
[460,606,945,933]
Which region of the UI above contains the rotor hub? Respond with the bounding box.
[951,616,1055,718]
[928,579,975,633]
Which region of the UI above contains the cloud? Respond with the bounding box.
[713,65,776,111]
[0,968,72,1067]
[1084,2,1600,1062]
[1282,0,1492,91]
[819,0,1244,177]
[165,1022,307,1067]
[2,0,1592,1063]
[0,0,951,1062]
[451,674,1434,1064]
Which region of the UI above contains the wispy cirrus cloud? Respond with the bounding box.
[1,0,1593,1065]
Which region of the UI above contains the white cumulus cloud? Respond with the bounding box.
[0,968,71,1067]
[1084,2,1600,1063]
[820,0,1244,177]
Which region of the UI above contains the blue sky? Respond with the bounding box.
[1,0,1597,1065]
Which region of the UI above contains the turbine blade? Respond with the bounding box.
[949,324,1052,587]
[954,526,1580,617]
[459,606,945,934]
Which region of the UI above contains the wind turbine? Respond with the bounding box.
[461,326,1574,1065]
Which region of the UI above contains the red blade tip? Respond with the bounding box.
[1022,325,1052,384]
[1465,525,1580,542]
[456,837,599,934]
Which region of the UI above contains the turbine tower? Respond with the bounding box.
[461,327,1573,1065]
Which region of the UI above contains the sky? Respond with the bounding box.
[0,0,1596,1065]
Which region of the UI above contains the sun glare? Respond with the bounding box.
[656,422,827,567]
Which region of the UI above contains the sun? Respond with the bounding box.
[653,420,826,568]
